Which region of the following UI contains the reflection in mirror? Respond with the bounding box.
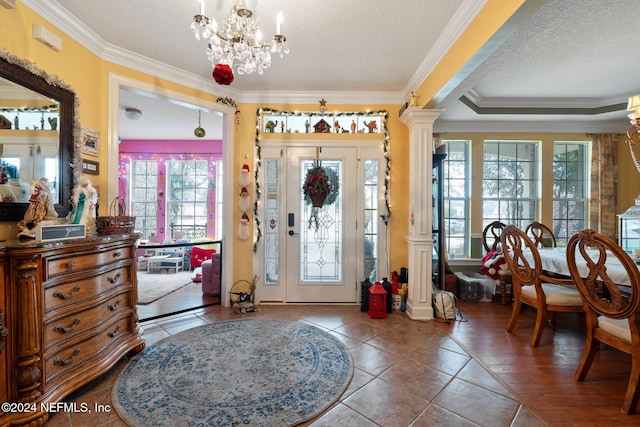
[0,52,77,220]
[0,76,60,203]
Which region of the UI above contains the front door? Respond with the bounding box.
[285,147,358,302]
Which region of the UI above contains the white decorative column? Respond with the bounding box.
[400,107,442,320]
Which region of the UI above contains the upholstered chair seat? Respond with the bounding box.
[520,283,582,306]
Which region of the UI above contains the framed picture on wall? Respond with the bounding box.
[81,127,100,157]
[82,158,99,175]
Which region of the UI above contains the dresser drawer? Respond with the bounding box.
[44,266,132,314]
[44,291,132,351]
[44,314,133,385]
[45,245,133,280]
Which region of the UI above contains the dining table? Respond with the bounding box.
[522,246,637,295]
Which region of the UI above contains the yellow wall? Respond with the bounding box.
[0,3,413,283]
[2,2,637,288]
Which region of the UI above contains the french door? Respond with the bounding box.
[258,143,387,304]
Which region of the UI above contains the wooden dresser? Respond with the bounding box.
[0,234,145,426]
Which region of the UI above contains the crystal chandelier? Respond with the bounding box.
[191,0,289,83]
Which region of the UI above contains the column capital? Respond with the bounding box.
[399,107,443,128]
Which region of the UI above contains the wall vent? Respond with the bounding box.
[33,23,62,51]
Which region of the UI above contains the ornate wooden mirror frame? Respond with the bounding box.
[0,51,79,221]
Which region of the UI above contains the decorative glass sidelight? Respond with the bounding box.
[299,158,342,282]
[264,159,280,284]
[363,160,379,281]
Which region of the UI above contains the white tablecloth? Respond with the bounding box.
[522,247,635,287]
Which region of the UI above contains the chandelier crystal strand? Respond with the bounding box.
[192,0,288,82]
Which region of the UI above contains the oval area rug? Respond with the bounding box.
[113,318,353,426]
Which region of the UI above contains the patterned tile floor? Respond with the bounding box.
[46,304,543,426]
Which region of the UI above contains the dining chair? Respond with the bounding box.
[482,221,507,252]
[566,229,640,414]
[501,225,584,347]
[525,221,557,248]
[482,221,512,304]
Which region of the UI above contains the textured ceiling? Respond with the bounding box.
[20,0,640,138]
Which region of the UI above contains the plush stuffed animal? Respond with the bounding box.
[480,249,508,280]
[190,246,217,282]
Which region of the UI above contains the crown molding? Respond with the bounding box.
[238,90,403,105]
[21,0,405,105]
[460,91,627,116]
[463,89,628,110]
[402,0,487,101]
[434,119,628,134]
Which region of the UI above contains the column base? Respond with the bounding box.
[406,302,434,321]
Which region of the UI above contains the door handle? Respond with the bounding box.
[288,230,299,236]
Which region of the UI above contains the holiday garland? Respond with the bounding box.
[215,96,239,114]
[252,108,391,253]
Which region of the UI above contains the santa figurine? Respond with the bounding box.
[238,187,251,212]
[238,163,251,187]
[237,212,250,240]
[480,249,509,281]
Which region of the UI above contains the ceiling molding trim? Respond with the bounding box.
[434,119,628,134]
[429,0,547,108]
[238,90,403,105]
[402,0,487,100]
[22,1,240,101]
[99,44,240,99]
[460,95,627,115]
[464,89,630,109]
[22,0,107,54]
[24,1,406,106]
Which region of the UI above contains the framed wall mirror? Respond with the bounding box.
[0,53,75,221]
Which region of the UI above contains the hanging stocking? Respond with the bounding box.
[238,163,251,187]
[237,213,250,240]
[238,187,251,212]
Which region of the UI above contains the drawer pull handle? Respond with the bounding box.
[53,286,81,300]
[113,251,122,258]
[54,347,81,366]
[54,317,81,333]
[107,272,122,284]
[108,299,121,311]
[65,261,76,270]
[108,325,121,338]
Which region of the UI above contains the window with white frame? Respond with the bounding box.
[483,141,537,229]
[553,142,587,244]
[442,140,469,257]
[131,160,158,239]
[167,160,209,237]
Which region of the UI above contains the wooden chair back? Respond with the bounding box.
[566,229,640,414]
[525,221,557,248]
[483,221,507,253]
[501,224,583,347]
[501,225,541,289]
